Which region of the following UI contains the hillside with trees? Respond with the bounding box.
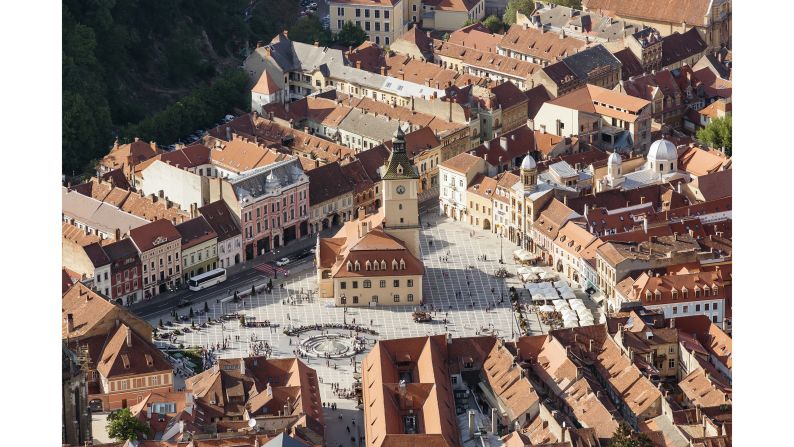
[62,0,301,177]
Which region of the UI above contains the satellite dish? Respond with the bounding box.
[248,418,257,428]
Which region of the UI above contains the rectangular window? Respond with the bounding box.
[393,294,400,302]
[340,282,347,290]
[379,280,386,288]
[364,280,371,288]
[352,281,358,289]
[393,280,399,287]
[713,302,719,310]
[365,22,370,31]
[672,306,678,315]
[705,303,710,311]
[338,7,343,15]
[355,8,360,17]
[375,10,380,18]
[668,359,675,369]
[407,279,413,287]
[408,294,414,302]
[683,305,689,313]
[384,10,389,18]
[364,9,369,18]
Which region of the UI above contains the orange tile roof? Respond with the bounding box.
[448,23,503,52]
[101,138,161,174]
[96,324,172,378]
[582,0,713,27]
[679,368,731,408]
[210,134,288,173]
[549,84,650,123]
[499,24,587,62]
[252,70,279,94]
[439,152,482,175]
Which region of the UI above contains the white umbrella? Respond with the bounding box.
[517,267,532,276]
[539,304,555,312]
[563,320,579,328]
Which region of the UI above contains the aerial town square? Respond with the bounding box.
[57,1,740,446]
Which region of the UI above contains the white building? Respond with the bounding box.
[439,152,486,221]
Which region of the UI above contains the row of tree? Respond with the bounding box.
[287,16,368,49]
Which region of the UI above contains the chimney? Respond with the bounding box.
[125,327,132,348]
[500,136,508,151]
[380,66,386,75]
[314,41,319,47]
[468,410,476,436]
[356,60,361,69]
[66,314,74,333]
[158,190,165,199]
[670,318,676,329]
[589,339,594,352]
[179,420,185,434]
[226,126,232,141]
[560,425,567,443]
[150,141,157,151]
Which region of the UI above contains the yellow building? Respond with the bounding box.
[330,0,406,47]
[317,127,424,306]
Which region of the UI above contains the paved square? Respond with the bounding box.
[149,212,600,444]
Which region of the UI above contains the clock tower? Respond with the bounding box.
[382,126,421,258]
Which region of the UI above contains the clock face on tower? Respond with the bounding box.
[396,185,405,195]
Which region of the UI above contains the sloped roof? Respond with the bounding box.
[96,324,172,378]
[252,70,280,94]
[129,219,182,253]
[198,200,241,242]
[582,0,713,27]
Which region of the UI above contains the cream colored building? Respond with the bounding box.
[317,128,424,306]
[330,0,406,47]
[420,0,486,31]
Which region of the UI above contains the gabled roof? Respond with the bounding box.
[62,283,147,340]
[306,161,354,205]
[549,84,650,122]
[582,0,713,27]
[499,24,587,61]
[129,219,182,253]
[97,324,172,378]
[524,85,552,120]
[440,152,483,175]
[252,70,280,95]
[176,216,217,249]
[198,200,241,242]
[661,28,707,67]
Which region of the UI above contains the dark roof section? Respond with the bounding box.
[100,169,131,190]
[355,144,391,182]
[129,219,182,253]
[103,238,139,263]
[541,44,622,88]
[613,48,644,80]
[567,184,686,215]
[490,81,529,110]
[693,169,732,201]
[382,126,441,159]
[176,216,217,249]
[83,242,111,268]
[340,159,374,194]
[524,85,552,120]
[207,113,256,141]
[306,162,354,205]
[198,201,241,242]
[661,28,707,68]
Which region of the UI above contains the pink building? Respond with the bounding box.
[223,158,310,260]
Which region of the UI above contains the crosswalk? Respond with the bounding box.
[254,263,289,277]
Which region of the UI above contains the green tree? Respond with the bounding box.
[696,113,732,156]
[204,301,210,313]
[549,0,583,9]
[609,422,653,447]
[334,21,368,48]
[189,307,195,318]
[289,15,333,47]
[504,0,534,25]
[106,408,152,442]
[482,15,504,33]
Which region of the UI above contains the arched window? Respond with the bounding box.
[354,261,360,271]
[399,259,406,270]
[645,290,652,301]
[654,291,661,301]
[347,261,353,271]
[392,260,398,270]
[703,286,710,297]
[381,260,386,270]
[671,289,678,300]
[365,261,371,271]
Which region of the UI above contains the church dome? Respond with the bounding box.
[520,154,537,170]
[608,152,622,166]
[647,139,677,162]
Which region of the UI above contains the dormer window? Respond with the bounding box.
[712,285,719,296]
[366,261,372,271]
[392,260,398,270]
[694,287,701,298]
[654,290,661,301]
[645,290,652,301]
[682,287,689,299]
[347,261,353,271]
[399,259,406,270]
[703,285,710,297]
[354,261,361,271]
[671,289,678,300]
[381,260,387,270]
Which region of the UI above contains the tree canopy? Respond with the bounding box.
[609,422,654,447]
[289,15,333,47]
[106,408,152,442]
[335,21,369,48]
[696,113,732,156]
[62,0,302,177]
[504,0,535,25]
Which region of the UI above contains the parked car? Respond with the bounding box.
[276,258,290,267]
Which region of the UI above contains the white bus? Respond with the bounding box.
[188,268,227,291]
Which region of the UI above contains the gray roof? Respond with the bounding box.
[229,158,307,204]
[62,187,149,235]
[534,5,637,41]
[549,161,579,179]
[263,433,310,447]
[338,109,401,142]
[562,44,622,81]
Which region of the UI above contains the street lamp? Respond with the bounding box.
[499,234,504,264]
